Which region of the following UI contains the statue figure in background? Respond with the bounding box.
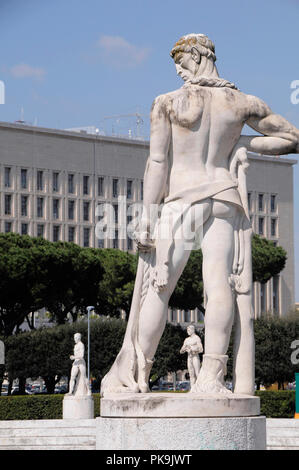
[67,333,91,397]
[180,324,203,387]
[101,33,299,397]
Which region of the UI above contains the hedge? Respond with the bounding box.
[256,390,296,418]
[0,391,295,420]
[0,394,101,420]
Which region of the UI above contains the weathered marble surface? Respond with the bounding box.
[63,395,94,420]
[96,416,266,450]
[100,392,260,418]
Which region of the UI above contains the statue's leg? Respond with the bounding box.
[192,201,236,394]
[202,204,236,355]
[67,365,79,395]
[233,219,255,395]
[188,356,196,386]
[193,355,201,380]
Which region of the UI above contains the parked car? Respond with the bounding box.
[177,381,190,391]
[54,385,68,394]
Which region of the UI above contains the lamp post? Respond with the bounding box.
[86,306,94,388]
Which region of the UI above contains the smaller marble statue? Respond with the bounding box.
[180,325,203,387]
[66,333,91,397]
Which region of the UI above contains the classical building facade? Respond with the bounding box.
[0,121,296,320]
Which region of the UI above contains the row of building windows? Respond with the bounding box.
[3,167,143,200]
[3,220,134,250]
[256,216,278,237]
[2,195,140,226]
[248,192,277,213]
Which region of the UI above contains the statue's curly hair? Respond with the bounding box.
[170,33,217,62]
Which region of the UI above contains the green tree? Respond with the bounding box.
[96,249,137,317]
[254,315,299,389]
[252,234,287,284]
[0,234,105,334]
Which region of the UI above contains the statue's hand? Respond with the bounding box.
[70,355,75,360]
[133,220,154,252]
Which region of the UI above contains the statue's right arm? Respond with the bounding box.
[139,95,171,234]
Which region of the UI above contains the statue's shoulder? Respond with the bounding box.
[151,88,183,115]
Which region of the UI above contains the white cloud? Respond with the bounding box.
[96,35,150,67]
[10,63,46,80]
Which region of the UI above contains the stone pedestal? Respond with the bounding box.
[96,393,266,450]
[63,395,94,420]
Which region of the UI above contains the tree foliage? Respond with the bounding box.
[0,234,138,335]
[251,234,286,284]
[254,314,299,389]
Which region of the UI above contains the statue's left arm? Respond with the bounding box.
[240,95,299,155]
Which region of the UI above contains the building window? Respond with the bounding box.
[98,177,104,197]
[260,283,266,314]
[21,169,27,189]
[112,179,118,198]
[68,200,75,220]
[37,170,43,191]
[83,175,89,195]
[127,180,133,199]
[52,172,59,192]
[113,204,118,224]
[53,225,60,242]
[83,227,90,247]
[258,193,264,212]
[53,199,60,219]
[37,197,44,218]
[4,167,11,188]
[258,217,264,235]
[271,218,277,237]
[83,201,90,221]
[68,226,75,243]
[21,223,28,235]
[273,276,280,314]
[247,192,252,212]
[68,174,74,194]
[4,194,11,215]
[98,238,104,248]
[21,195,28,217]
[127,236,133,251]
[141,181,143,200]
[37,224,44,238]
[184,311,191,323]
[270,194,277,213]
[113,229,119,249]
[4,222,11,233]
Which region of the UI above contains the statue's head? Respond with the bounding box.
[74,332,81,343]
[170,33,217,82]
[187,324,195,336]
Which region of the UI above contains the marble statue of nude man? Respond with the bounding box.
[101,33,299,397]
[180,324,203,387]
[67,333,91,397]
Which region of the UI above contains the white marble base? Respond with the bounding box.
[63,395,94,420]
[101,392,260,417]
[96,416,266,450]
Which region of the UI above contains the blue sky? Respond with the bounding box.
[0,0,298,301]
